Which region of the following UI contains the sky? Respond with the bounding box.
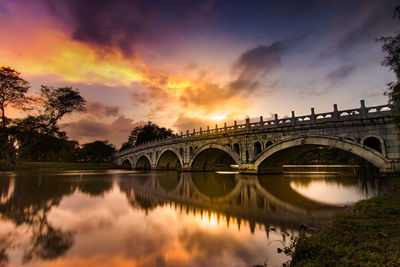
[0,0,398,147]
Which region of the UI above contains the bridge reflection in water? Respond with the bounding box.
[0,170,379,266]
[118,170,378,234]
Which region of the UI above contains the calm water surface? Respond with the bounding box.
[0,170,379,267]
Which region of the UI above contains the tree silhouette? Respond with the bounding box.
[127,121,173,147]
[378,5,400,126]
[82,140,116,162]
[15,86,86,161]
[0,66,30,166]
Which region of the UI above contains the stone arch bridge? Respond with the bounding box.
[113,100,400,174]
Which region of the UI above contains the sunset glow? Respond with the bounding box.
[1,0,397,147]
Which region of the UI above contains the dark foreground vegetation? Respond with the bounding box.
[288,176,400,266]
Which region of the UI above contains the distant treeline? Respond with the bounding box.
[0,136,116,163]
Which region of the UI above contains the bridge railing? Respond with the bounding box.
[115,100,391,156]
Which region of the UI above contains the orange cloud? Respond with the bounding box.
[0,9,255,139]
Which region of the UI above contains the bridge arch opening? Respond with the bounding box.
[190,145,240,171]
[265,140,273,149]
[254,141,262,158]
[157,150,182,170]
[363,136,382,153]
[136,155,151,169]
[233,143,240,155]
[255,136,387,173]
[122,159,132,169]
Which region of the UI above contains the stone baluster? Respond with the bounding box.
[224,122,227,132]
[260,116,264,129]
[193,128,195,135]
[234,120,237,130]
[274,114,279,126]
[215,124,218,134]
[200,127,202,134]
[291,111,296,126]
[186,130,189,137]
[360,99,367,118]
[207,126,210,134]
[311,108,316,123]
[181,132,183,137]
[333,104,339,120]
[245,118,250,131]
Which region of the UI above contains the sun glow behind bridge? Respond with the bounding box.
[208,113,227,122]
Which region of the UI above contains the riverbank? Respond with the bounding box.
[0,161,117,171]
[289,176,400,266]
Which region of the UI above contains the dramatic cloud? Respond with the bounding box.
[65,119,112,138]
[322,1,397,59]
[1,0,395,146]
[325,64,355,83]
[173,115,210,133]
[43,0,216,56]
[63,115,144,147]
[86,102,120,118]
[233,42,286,75]
[177,38,299,114]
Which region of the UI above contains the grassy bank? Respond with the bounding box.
[0,161,117,171]
[289,176,400,266]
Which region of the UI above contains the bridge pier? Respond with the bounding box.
[379,161,400,174]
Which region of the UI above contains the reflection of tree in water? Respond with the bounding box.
[133,193,159,214]
[23,225,73,263]
[78,178,113,196]
[0,174,76,264]
[191,172,237,199]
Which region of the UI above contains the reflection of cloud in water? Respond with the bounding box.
[3,171,378,266]
[178,228,266,266]
[44,185,290,267]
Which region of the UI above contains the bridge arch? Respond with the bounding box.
[156,148,183,169]
[265,140,274,149]
[361,135,385,155]
[189,143,241,170]
[254,135,389,173]
[233,142,241,155]
[135,154,152,169]
[254,141,262,158]
[121,158,133,169]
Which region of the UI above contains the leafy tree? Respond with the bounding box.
[127,121,173,147]
[82,140,116,162]
[15,86,86,162]
[378,6,400,126]
[0,66,30,166]
[119,141,132,151]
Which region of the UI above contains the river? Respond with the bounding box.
[0,169,380,266]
